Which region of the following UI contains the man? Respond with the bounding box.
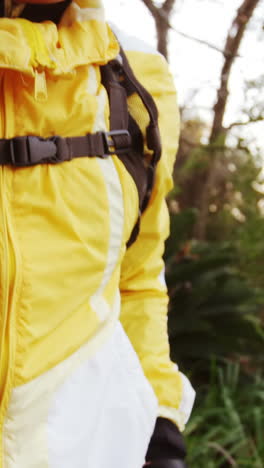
[0,0,195,466]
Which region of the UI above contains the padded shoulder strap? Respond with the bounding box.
[101,47,162,247]
[119,48,162,214]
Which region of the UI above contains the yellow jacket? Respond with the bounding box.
[0,1,194,465]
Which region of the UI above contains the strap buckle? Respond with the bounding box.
[10,136,57,167]
[51,136,70,163]
[102,130,131,156]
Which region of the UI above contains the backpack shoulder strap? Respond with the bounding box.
[100,47,162,246]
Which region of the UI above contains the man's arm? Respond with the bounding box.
[119,156,195,432]
[119,51,195,462]
[120,52,195,468]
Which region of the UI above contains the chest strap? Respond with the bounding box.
[0,46,162,247]
[0,130,131,167]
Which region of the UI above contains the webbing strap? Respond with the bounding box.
[117,48,161,213]
[100,62,129,151]
[100,49,162,247]
[101,48,162,209]
[0,131,131,167]
[119,47,161,166]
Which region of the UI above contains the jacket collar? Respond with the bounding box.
[0,0,119,77]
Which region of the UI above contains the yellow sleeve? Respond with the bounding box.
[119,52,195,431]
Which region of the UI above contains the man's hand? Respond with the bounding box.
[143,417,188,468]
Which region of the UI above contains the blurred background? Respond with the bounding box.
[105,1,264,466]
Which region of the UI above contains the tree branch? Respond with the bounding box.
[195,0,261,240]
[163,0,176,14]
[207,442,238,467]
[210,0,260,143]
[141,0,177,58]
[140,0,158,16]
[140,0,237,56]
[172,27,230,55]
[141,0,175,15]
[225,115,264,130]
[153,5,240,56]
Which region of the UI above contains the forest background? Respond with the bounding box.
[105,1,264,466]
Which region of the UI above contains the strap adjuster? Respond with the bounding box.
[102,130,131,156]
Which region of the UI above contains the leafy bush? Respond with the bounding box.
[165,213,264,379]
[186,363,264,467]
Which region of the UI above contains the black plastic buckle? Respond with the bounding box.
[102,130,131,157]
[9,136,57,167]
[51,136,71,163]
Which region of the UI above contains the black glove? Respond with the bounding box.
[146,461,187,468]
[144,417,188,468]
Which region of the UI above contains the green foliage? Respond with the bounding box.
[226,148,264,288]
[234,214,264,289]
[168,118,264,465]
[164,208,197,262]
[165,218,264,377]
[176,122,264,282]
[178,146,210,179]
[186,363,264,467]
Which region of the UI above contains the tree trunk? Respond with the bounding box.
[155,12,170,58]
[210,0,260,144]
[140,0,176,59]
[194,0,260,240]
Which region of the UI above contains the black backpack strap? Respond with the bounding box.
[119,48,161,165]
[101,48,162,247]
[0,130,132,167]
[118,48,162,213]
[100,61,130,152]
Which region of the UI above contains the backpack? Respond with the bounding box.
[0,47,162,247]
